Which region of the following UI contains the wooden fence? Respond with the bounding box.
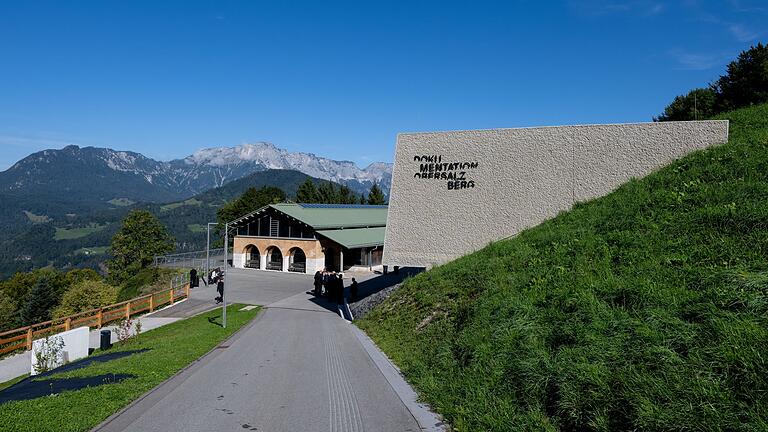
[0,283,190,356]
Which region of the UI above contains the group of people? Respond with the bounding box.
[313,269,358,304]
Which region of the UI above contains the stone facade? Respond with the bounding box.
[383,120,730,267]
[232,236,325,273]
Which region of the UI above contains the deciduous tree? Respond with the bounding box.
[108,210,174,284]
[654,88,717,121]
[715,42,768,111]
[54,280,118,318]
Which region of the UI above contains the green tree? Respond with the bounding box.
[0,271,38,310]
[296,179,320,203]
[715,42,768,111]
[655,87,718,121]
[366,183,387,205]
[317,181,339,203]
[314,181,362,204]
[337,185,358,204]
[108,210,174,284]
[19,276,58,325]
[0,291,17,331]
[217,186,286,225]
[54,280,118,318]
[64,268,101,287]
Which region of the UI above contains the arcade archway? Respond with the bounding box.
[288,247,306,273]
[265,246,283,271]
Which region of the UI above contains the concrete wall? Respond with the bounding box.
[31,326,89,375]
[383,120,729,267]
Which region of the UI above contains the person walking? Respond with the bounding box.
[335,274,345,304]
[215,274,224,304]
[313,270,323,296]
[322,271,331,297]
[350,277,358,302]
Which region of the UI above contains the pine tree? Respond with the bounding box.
[317,182,338,203]
[337,185,357,204]
[20,277,57,325]
[296,179,319,203]
[367,183,386,205]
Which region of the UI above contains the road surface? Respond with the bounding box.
[94,269,425,432]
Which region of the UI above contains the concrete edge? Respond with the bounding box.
[350,325,447,432]
[90,305,265,432]
[142,297,188,317]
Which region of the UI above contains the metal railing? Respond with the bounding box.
[0,280,191,356]
[154,248,228,272]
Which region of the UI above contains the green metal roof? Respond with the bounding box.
[268,203,387,230]
[229,203,388,231]
[316,227,386,249]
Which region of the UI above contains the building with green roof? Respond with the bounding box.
[230,203,387,273]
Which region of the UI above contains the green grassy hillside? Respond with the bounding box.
[358,104,768,431]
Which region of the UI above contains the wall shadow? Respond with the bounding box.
[348,267,424,304]
[307,293,345,314]
[0,373,136,404]
[0,348,149,404]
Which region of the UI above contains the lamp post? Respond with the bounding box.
[222,222,229,328]
[205,222,217,278]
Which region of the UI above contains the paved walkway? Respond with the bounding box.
[93,268,441,432]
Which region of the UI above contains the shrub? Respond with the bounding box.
[53,280,118,318]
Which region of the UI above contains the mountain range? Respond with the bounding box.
[0,142,391,207]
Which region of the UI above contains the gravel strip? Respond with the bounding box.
[349,282,403,319]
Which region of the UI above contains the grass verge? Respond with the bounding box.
[358,103,768,431]
[0,304,259,432]
[117,267,187,301]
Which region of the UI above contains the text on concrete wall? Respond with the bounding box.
[412,155,478,190]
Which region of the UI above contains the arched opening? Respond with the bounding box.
[244,245,260,269]
[265,246,283,271]
[288,247,306,273]
[323,246,336,272]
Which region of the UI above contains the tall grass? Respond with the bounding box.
[358,104,768,431]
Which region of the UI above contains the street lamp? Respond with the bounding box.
[205,222,218,278]
[221,221,238,329]
[223,222,229,328]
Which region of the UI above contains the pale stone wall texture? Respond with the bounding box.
[232,236,324,273]
[383,120,729,268]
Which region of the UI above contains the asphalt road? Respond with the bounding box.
[94,269,421,432]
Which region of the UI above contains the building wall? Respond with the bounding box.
[383,120,729,267]
[232,236,325,273]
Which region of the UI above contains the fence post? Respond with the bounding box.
[26,328,32,350]
[65,318,71,331]
[98,309,103,328]
[170,285,175,305]
[125,302,130,319]
[185,282,190,298]
[149,294,154,312]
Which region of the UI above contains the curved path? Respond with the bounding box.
[93,269,429,432]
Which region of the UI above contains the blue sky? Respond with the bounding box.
[0,1,765,170]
